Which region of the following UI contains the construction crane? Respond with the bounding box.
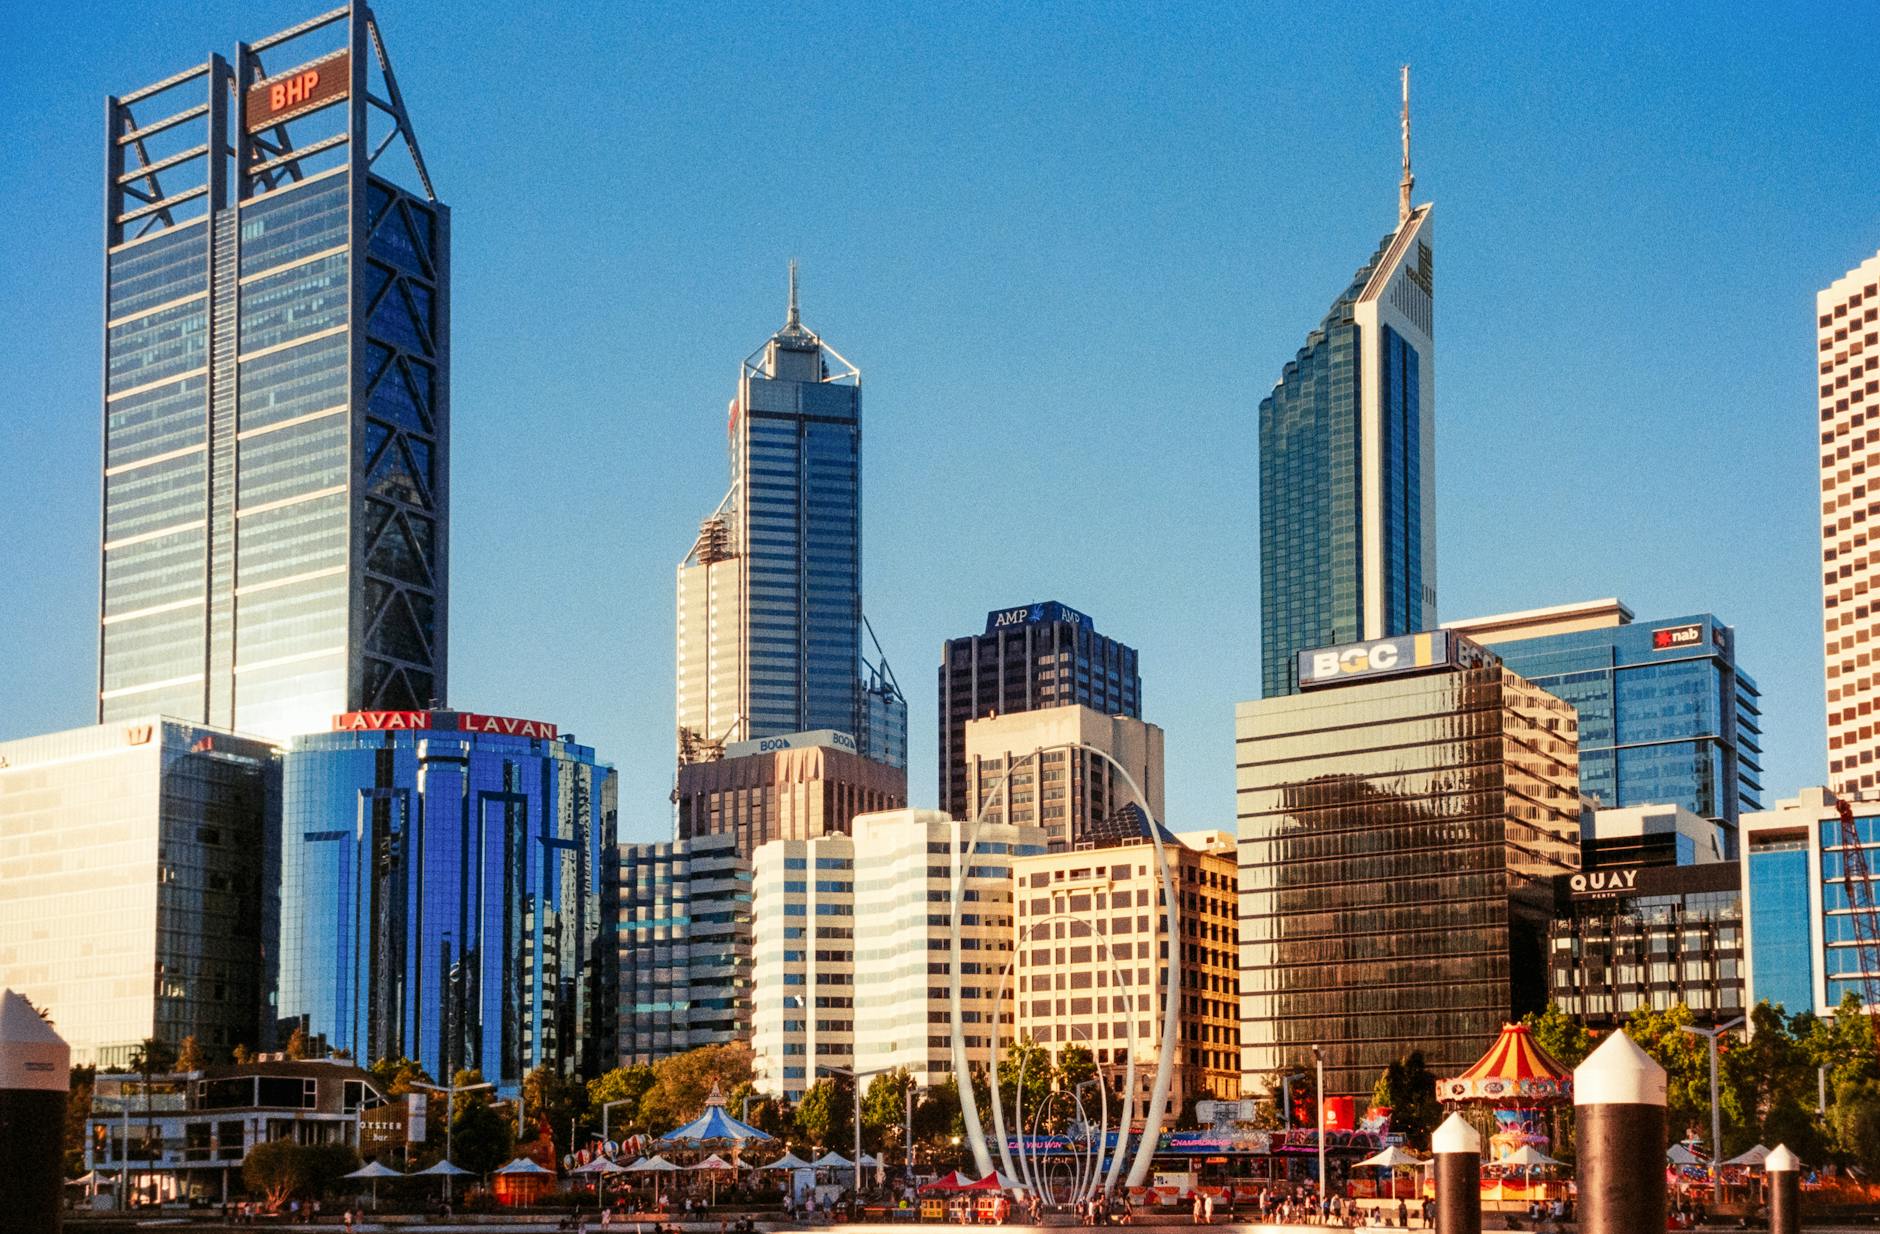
[1833,797,1880,1051]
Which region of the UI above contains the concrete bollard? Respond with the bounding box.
[1766,1144,1800,1234]
[1432,1112,1481,1234]
[1573,1030,1667,1234]
[0,989,72,1234]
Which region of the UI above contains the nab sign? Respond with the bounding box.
[1296,630,1492,690]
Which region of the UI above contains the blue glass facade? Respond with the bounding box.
[1469,616,1761,849]
[100,10,447,741]
[1258,209,1434,699]
[277,717,616,1090]
[1745,841,1814,1015]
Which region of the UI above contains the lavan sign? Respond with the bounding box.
[331,711,559,740]
[1296,630,1493,689]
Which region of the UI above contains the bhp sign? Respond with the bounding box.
[244,52,350,132]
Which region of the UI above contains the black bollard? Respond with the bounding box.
[1573,1029,1666,1234]
[1766,1144,1800,1234]
[0,989,71,1234]
[1432,1112,1481,1234]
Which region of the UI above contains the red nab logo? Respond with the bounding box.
[1651,623,1704,651]
[269,69,321,112]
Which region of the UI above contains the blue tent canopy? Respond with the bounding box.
[659,1102,773,1146]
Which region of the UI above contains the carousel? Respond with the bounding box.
[1438,1024,1573,1210]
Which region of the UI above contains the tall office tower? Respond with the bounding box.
[0,719,277,1065]
[938,602,1141,818]
[1258,70,1434,699]
[749,831,855,1101]
[276,709,616,1093]
[1236,631,1580,1098]
[614,833,753,1065]
[1448,599,1762,854]
[100,6,448,741]
[962,705,1164,849]
[676,267,906,770]
[1820,250,1880,792]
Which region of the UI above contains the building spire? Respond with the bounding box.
[786,258,800,330]
[1398,64,1414,224]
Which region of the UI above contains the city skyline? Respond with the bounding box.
[4,1,1875,839]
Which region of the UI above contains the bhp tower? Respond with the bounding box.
[100,5,447,740]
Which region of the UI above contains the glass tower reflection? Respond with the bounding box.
[277,714,616,1090]
[1236,650,1580,1098]
[100,7,447,741]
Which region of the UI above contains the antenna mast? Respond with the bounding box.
[1399,64,1414,224]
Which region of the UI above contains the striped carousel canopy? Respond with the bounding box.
[1437,1023,1572,1106]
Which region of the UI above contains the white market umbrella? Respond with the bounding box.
[1503,1146,1563,1168]
[760,1152,812,1171]
[574,1157,628,1174]
[1356,1146,1425,1169]
[344,1160,405,1208]
[414,1159,472,1176]
[810,1151,852,1169]
[1723,1145,1771,1169]
[1668,1144,1706,1167]
[497,1157,555,1175]
[628,1155,682,1172]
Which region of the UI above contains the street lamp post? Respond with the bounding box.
[411,1079,494,1202]
[1311,1045,1327,1220]
[1679,1018,1745,1189]
[818,1063,890,1213]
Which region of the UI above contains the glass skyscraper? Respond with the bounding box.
[613,833,752,1065]
[1236,633,1581,1098]
[276,710,616,1091]
[675,267,906,769]
[1449,599,1762,854]
[100,6,447,741]
[1257,109,1435,700]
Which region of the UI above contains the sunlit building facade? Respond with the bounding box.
[676,267,905,769]
[276,710,616,1092]
[0,718,277,1066]
[1236,632,1580,1098]
[99,6,448,740]
[1820,250,1880,793]
[962,705,1164,850]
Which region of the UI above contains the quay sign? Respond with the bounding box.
[331,710,559,740]
[1297,630,1493,690]
[1568,868,1640,900]
[244,51,350,133]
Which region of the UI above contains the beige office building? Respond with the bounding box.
[962,705,1164,849]
[1012,830,1241,1122]
[675,733,906,857]
[1821,249,1880,793]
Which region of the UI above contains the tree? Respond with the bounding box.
[64,1066,96,1176]
[523,1065,588,1156]
[454,1099,517,1176]
[913,1076,963,1156]
[283,1024,311,1061]
[175,1035,206,1073]
[242,1141,360,1210]
[1623,1004,1713,1146]
[996,1036,1052,1130]
[587,1064,657,1138]
[1521,1005,1597,1072]
[862,1069,915,1156]
[231,1044,255,1065]
[369,1056,434,1099]
[797,1076,853,1151]
[636,1042,755,1134]
[1831,1078,1880,1173]
[1055,1043,1097,1094]
[1369,1051,1442,1150]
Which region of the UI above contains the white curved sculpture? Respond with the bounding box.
[948,742,1181,1195]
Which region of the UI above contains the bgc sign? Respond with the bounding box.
[1296,630,1492,690]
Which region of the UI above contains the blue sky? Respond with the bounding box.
[2,1,1874,842]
